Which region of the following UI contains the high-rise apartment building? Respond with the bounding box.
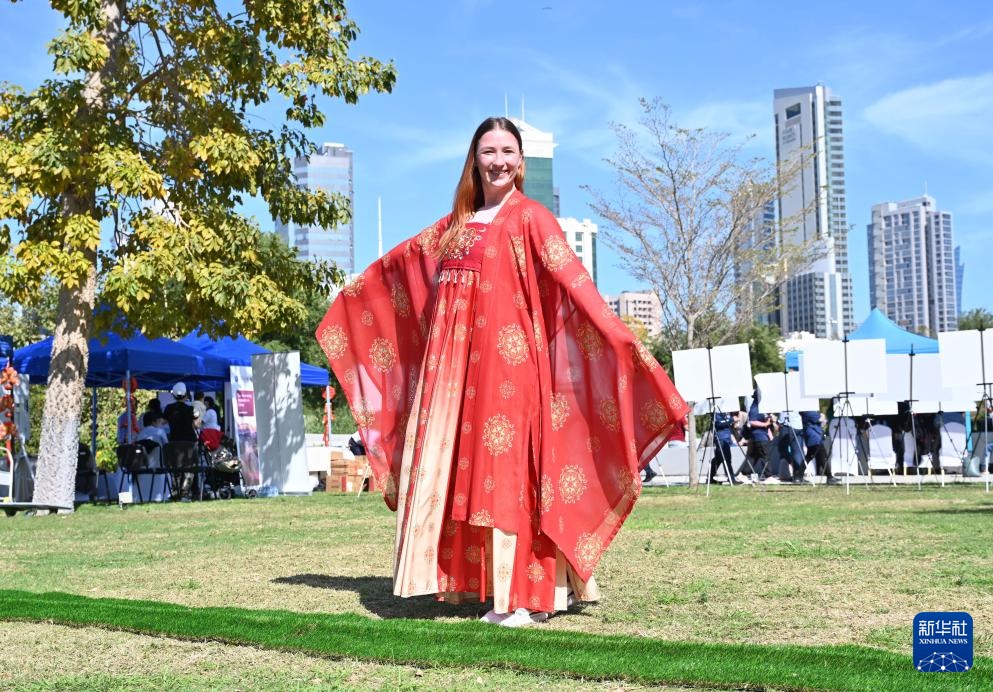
[772,85,853,339]
[739,200,780,327]
[607,291,663,339]
[558,217,598,286]
[275,142,355,272]
[510,118,558,215]
[867,195,958,335]
[954,245,964,316]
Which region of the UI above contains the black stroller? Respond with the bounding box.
[203,436,255,499]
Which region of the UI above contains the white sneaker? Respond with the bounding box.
[763,476,782,484]
[479,609,510,625]
[498,608,549,627]
[735,474,753,485]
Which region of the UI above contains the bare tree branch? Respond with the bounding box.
[585,98,823,354]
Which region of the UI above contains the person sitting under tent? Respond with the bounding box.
[163,382,197,443]
[192,391,207,422]
[199,396,223,451]
[137,411,169,449]
[204,395,221,428]
[143,397,169,436]
[164,381,198,500]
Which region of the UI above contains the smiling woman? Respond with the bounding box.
[317,116,688,628]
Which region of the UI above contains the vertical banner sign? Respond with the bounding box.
[252,352,311,494]
[914,612,973,672]
[229,365,260,487]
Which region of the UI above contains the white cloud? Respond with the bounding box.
[349,120,470,172]
[862,73,993,165]
[679,100,772,154]
[814,22,993,102]
[486,55,648,171]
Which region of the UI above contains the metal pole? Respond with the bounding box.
[125,369,133,444]
[90,387,98,458]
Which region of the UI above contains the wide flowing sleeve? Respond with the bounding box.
[315,220,445,509]
[521,202,689,580]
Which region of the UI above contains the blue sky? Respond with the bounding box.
[2,1,991,318]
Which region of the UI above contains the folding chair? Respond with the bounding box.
[938,422,968,475]
[828,418,861,476]
[902,432,920,473]
[115,444,150,502]
[161,441,206,501]
[131,439,171,501]
[75,443,99,503]
[866,424,897,485]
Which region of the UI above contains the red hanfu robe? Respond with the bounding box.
[317,190,689,609]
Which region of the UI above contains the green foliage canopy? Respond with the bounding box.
[959,308,993,331]
[0,0,396,339]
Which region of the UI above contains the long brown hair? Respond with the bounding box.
[436,117,526,256]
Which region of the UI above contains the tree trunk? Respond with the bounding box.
[687,405,699,488]
[31,246,97,508]
[30,0,123,510]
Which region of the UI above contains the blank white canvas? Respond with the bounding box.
[799,340,843,397]
[673,343,752,402]
[800,339,887,397]
[710,343,754,399]
[938,330,981,388]
[837,396,899,416]
[880,354,911,402]
[867,397,899,415]
[846,339,889,394]
[938,329,993,395]
[912,353,945,402]
[916,400,977,414]
[672,348,712,402]
[755,372,819,413]
[693,398,736,416]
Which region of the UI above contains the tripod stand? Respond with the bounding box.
[830,338,868,495]
[773,369,812,486]
[974,328,993,493]
[902,346,931,490]
[693,345,755,497]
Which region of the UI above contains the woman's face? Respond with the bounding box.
[475,128,521,199]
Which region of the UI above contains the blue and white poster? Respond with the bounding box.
[914,611,973,672]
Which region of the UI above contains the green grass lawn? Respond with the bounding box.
[2,484,992,690]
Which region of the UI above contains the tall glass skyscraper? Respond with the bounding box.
[773,85,853,339]
[275,142,355,273]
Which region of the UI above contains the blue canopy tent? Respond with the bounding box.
[785,350,800,370]
[13,332,232,390]
[785,309,940,371]
[13,334,235,490]
[847,308,939,354]
[177,331,329,387]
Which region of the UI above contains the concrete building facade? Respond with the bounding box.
[558,216,598,286]
[867,195,958,335]
[607,291,663,339]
